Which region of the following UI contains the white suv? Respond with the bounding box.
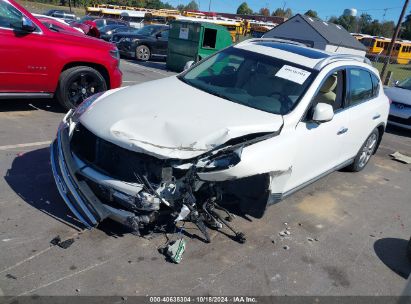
[51,39,389,242]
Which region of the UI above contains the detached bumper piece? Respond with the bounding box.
[50,127,151,230]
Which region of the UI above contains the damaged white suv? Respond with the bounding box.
[51,39,389,242]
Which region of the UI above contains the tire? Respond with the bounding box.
[135,45,150,61]
[346,129,379,172]
[56,66,107,110]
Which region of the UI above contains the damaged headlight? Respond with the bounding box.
[201,148,242,172]
[72,92,104,120]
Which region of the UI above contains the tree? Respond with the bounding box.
[176,4,185,11]
[237,2,253,15]
[357,13,372,33]
[330,15,357,32]
[272,8,292,18]
[401,12,411,39]
[185,0,199,11]
[304,9,318,18]
[259,7,270,17]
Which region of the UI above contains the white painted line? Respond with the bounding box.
[0,246,52,275]
[17,259,111,296]
[0,140,51,151]
[122,80,140,83]
[121,60,170,76]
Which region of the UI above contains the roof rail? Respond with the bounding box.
[237,38,306,47]
[314,54,371,70]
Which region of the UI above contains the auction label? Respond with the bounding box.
[275,65,311,84]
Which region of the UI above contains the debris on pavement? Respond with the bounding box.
[307,237,314,242]
[283,245,290,250]
[390,151,411,164]
[6,274,17,280]
[50,235,75,249]
[279,231,286,237]
[165,238,186,264]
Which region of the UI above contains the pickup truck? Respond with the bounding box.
[0,0,122,110]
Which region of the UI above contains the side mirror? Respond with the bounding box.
[184,60,194,71]
[21,17,36,32]
[155,32,161,39]
[394,80,400,86]
[312,103,334,123]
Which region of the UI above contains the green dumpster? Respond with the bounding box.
[166,20,233,72]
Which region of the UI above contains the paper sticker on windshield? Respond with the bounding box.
[275,65,311,84]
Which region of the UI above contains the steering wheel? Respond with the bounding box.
[269,91,294,114]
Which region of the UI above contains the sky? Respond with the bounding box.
[165,0,407,23]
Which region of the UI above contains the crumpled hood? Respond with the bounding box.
[384,87,411,106]
[79,76,283,159]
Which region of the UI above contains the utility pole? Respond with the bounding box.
[208,0,211,12]
[381,0,409,82]
[68,0,71,12]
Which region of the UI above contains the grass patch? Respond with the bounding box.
[372,61,411,82]
[16,0,85,16]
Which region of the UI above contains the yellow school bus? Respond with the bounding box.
[361,37,391,54]
[178,13,248,42]
[392,40,411,64]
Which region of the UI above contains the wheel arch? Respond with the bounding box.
[374,122,386,155]
[59,62,111,90]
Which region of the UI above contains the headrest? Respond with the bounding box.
[320,75,337,93]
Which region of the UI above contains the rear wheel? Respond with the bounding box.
[136,45,150,61]
[56,66,107,110]
[346,129,379,172]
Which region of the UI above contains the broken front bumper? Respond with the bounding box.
[50,127,144,229]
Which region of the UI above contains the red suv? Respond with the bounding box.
[0,0,122,110]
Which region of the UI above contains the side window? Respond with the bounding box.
[160,29,169,39]
[347,69,373,106]
[312,69,345,112]
[0,0,22,30]
[371,73,380,97]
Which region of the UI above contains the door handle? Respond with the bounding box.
[373,114,381,120]
[337,127,348,135]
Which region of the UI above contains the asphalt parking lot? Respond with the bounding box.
[0,59,410,297]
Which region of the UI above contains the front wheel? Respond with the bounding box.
[56,66,107,110]
[346,129,379,172]
[136,45,151,61]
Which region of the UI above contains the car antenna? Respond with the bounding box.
[335,41,343,53]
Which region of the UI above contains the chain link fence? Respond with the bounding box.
[367,53,411,86]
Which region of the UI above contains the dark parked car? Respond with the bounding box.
[113,24,169,61]
[94,18,129,30]
[99,24,138,41]
[44,9,76,20]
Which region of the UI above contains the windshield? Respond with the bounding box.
[180,47,317,115]
[396,78,411,90]
[136,25,162,36]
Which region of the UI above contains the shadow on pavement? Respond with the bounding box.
[4,147,82,229]
[386,125,411,138]
[0,98,65,113]
[4,147,133,238]
[374,238,411,279]
[123,59,168,71]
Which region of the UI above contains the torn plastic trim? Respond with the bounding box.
[56,130,98,226]
[51,127,166,230]
[50,141,92,228]
[72,152,144,197]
